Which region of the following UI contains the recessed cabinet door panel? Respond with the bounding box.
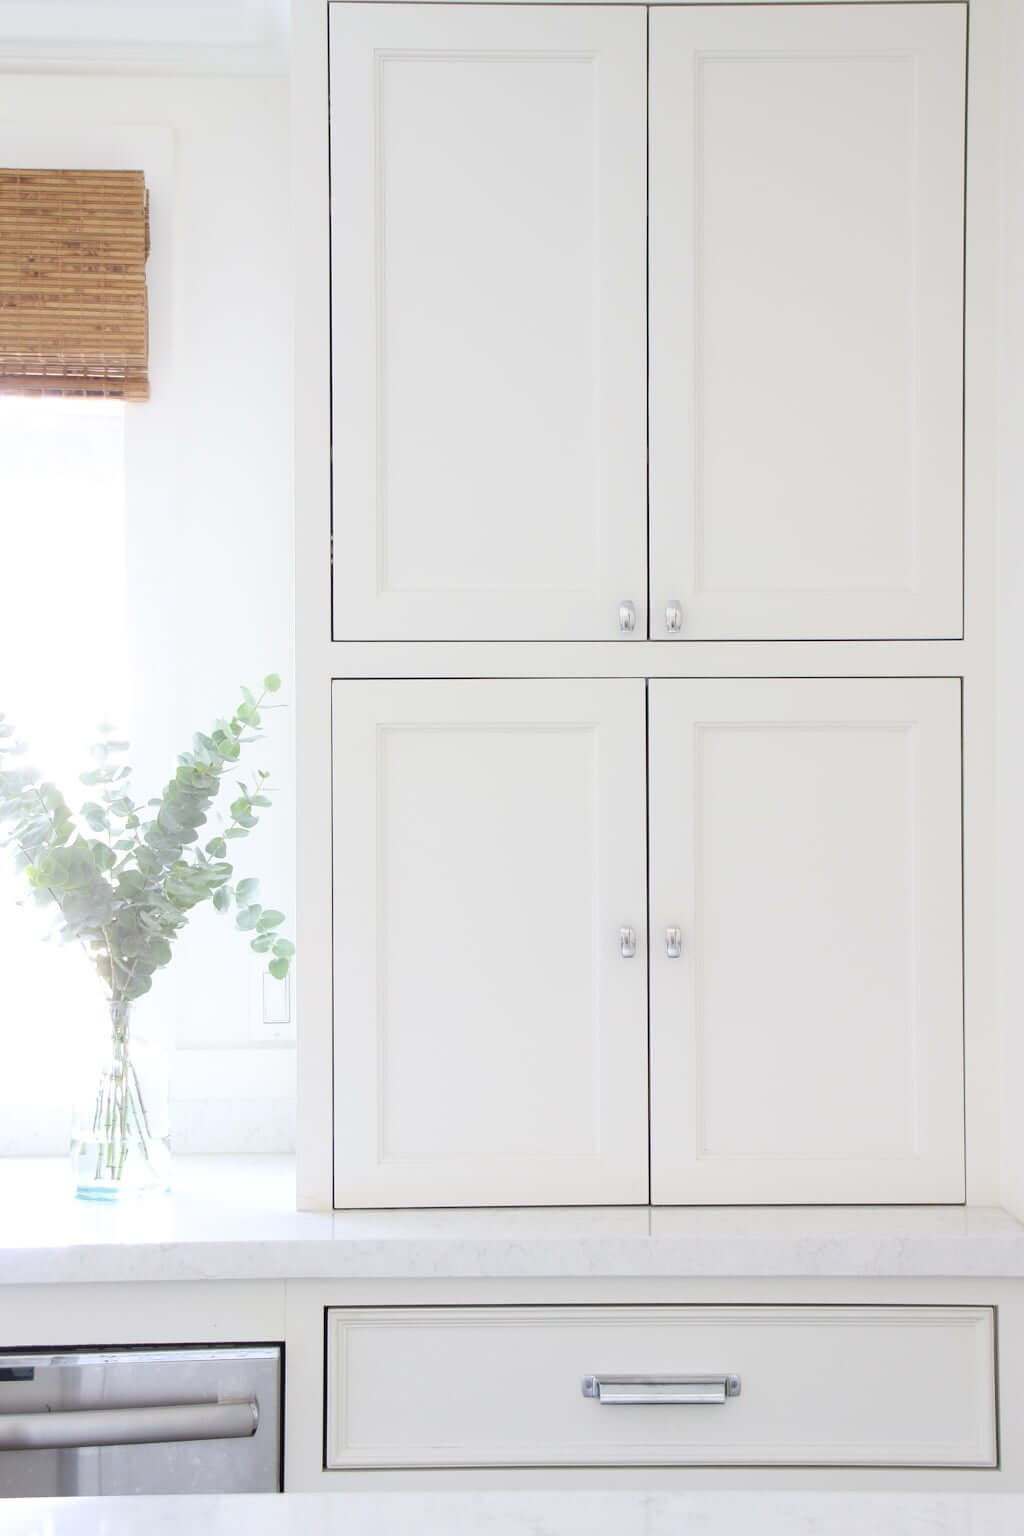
[649,679,964,1204]
[326,1305,996,1469]
[329,5,647,640]
[649,4,966,640]
[332,679,648,1207]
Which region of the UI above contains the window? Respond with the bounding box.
[0,396,127,1145]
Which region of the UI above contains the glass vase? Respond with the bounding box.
[71,999,171,1199]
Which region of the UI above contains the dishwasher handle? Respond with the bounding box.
[0,1398,259,1451]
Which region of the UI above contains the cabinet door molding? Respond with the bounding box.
[649,677,965,1204]
[332,678,649,1208]
[329,3,647,641]
[326,1305,996,1470]
[650,3,966,640]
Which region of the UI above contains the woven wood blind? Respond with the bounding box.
[0,169,150,401]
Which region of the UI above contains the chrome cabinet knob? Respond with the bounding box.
[620,926,637,959]
[665,601,683,633]
[618,600,637,634]
[666,927,683,959]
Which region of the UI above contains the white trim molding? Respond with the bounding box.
[0,0,289,75]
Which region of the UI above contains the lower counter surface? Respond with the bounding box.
[3,1492,1023,1534]
[5,1157,1024,1283]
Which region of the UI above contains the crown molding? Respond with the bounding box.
[0,0,290,76]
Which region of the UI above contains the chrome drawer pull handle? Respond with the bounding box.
[666,926,683,959]
[582,1374,741,1406]
[0,1398,259,1451]
[619,926,637,959]
[618,600,637,634]
[665,600,683,633]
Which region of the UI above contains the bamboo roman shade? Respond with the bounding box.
[0,169,150,400]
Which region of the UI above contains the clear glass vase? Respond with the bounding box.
[70,999,171,1199]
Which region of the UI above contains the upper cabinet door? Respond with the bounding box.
[329,5,647,641]
[332,679,649,1207]
[649,5,966,641]
[649,678,965,1205]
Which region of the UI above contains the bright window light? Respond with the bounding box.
[0,397,129,1124]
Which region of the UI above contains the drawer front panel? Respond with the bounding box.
[325,1305,996,1469]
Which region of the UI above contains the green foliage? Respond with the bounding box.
[0,685,294,1004]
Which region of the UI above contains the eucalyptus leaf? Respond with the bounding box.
[0,682,293,1001]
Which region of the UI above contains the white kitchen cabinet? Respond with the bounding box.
[306,0,984,1220]
[325,1304,996,1469]
[332,676,964,1209]
[331,679,649,1208]
[649,4,966,640]
[329,1,966,645]
[293,0,1017,1475]
[649,678,965,1205]
[329,4,647,641]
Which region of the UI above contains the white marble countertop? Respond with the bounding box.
[4,1492,1024,1536]
[3,1156,1024,1285]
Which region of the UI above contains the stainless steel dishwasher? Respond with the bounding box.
[0,1345,281,1497]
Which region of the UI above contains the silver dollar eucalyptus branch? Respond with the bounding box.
[0,675,294,1191]
[0,675,294,1004]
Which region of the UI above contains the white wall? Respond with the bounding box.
[0,73,294,1153]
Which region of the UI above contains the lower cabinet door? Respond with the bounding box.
[331,679,649,1207]
[325,1305,996,1469]
[649,678,965,1204]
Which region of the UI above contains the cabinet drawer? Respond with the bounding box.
[325,1305,996,1469]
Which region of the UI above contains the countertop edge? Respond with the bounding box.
[5,1235,1024,1285]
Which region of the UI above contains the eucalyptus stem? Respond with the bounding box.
[83,1002,157,1185]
